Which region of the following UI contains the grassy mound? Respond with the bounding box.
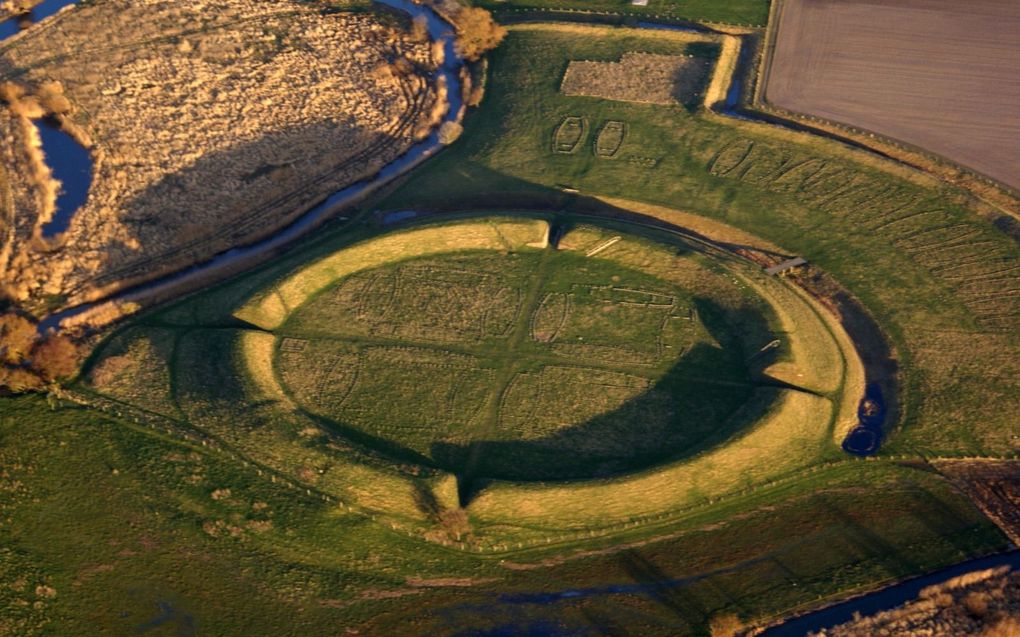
[275,248,755,480]
[79,216,859,546]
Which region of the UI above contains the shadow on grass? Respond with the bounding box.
[142,238,791,503]
[431,300,780,497]
[385,194,898,457]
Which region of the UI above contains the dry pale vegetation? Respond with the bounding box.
[0,0,443,308]
[0,106,52,277]
[561,52,711,106]
[812,567,1020,637]
[703,35,740,109]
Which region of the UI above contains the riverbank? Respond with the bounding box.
[758,552,1020,636]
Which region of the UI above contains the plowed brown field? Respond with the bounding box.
[765,0,1020,191]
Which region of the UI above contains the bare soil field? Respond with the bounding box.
[0,0,442,308]
[765,0,1020,193]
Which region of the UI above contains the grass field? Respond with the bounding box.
[276,246,760,481]
[474,0,769,27]
[4,9,1020,637]
[378,23,1020,457]
[80,216,857,543]
[0,395,1006,636]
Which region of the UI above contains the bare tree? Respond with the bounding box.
[31,334,81,381]
[451,6,506,62]
[0,313,37,365]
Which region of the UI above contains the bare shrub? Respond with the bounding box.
[1,0,40,16]
[0,312,83,390]
[3,84,45,118]
[709,613,744,637]
[438,121,462,144]
[31,334,81,381]
[0,366,43,392]
[934,592,955,608]
[451,5,506,62]
[410,15,429,42]
[964,591,990,618]
[34,585,56,599]
[0,313,36,364]
[36,81,72,115]
[0,81,26,104]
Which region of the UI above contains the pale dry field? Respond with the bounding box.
[0,0,441,307]
[560,52,711,106]
[766,0,1020,192]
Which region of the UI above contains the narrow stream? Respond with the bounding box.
[760,550,1020,636]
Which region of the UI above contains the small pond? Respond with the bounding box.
[37,117,92,238]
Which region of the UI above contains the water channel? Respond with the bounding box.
[760,550,1020,636]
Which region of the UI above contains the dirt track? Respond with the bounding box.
[765,0,1020,192]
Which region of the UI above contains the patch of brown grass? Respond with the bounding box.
[983,618,1020,637]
